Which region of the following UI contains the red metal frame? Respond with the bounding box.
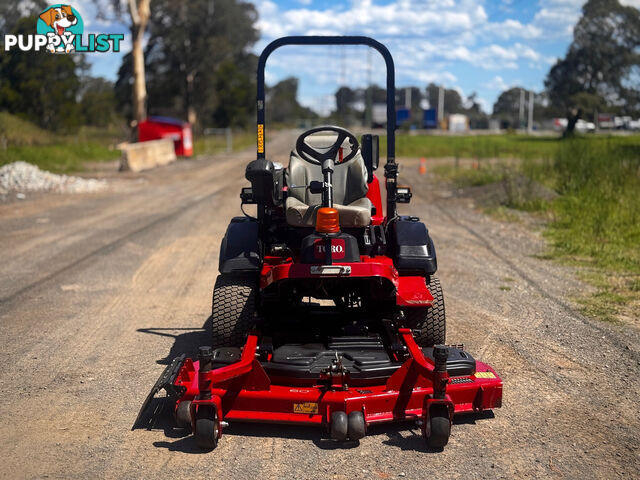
[260,256,434,307]
[175,329,502,440]
[366,174,384,225]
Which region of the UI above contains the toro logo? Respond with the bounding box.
[314,239,346,260]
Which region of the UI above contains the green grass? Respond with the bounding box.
[0,143,119,174]
[0,112,124,173]
[423,134,640,322]
[385,132,640,161]
[0,111,56,146]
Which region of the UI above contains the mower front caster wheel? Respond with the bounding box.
[194,407,219,450]
[330,411,348,441]
[347,411,366,440]
[175,400,192,428]
[423,406,450,449]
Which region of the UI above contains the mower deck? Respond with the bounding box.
[140,328,502,449]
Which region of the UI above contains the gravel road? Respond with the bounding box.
[1,131,638,479]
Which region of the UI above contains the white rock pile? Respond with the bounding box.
[0,161,108,196]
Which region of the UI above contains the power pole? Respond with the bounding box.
[519,88,525,130]
[527,90,534,133]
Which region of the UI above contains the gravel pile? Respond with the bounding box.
[0,161,107,196]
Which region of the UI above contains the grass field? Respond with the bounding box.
[405,133,640,323]
[0,112,123,173]
[0,112,255,173]
[387,132,640,160]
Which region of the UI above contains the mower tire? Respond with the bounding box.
[347,411,366,440]
[211,274,258,348]
[330,411,348,441]
[175,400,192,428]
[423,404,450,449]
[403,276,446,346]
[194,406,218,450]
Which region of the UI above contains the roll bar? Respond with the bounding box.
[256,36,396,165]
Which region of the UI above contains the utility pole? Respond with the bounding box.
[519,88,525,130]
[527,90,534,133]
[437,86,444,128]
[405,87,411,109]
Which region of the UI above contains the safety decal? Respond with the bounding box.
[257,124,264,153]
[293,402,318,414]
[475,371,496,379]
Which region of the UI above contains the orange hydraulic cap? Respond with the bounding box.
[316,207,340,233]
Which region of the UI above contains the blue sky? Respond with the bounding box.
[66,0,640,115]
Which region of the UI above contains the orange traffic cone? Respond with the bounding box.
[419,157,427,175]
[472,159,479,170]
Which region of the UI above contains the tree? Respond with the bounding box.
[545,0,640,118]
[80,77,119,127]
[127,0,150,127]
[265,77,317,124]
[116,0,259,129]
[336,86,357,117]
[0,16,81,132]
[211,57,257,128]
[425,83,465,115]
[465,92,489,129]
[0,0,45,32]
[493,87,549,128]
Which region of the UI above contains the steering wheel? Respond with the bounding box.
[295,126,360,166]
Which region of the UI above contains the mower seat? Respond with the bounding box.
[285,150,372,228]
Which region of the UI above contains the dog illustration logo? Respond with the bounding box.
[36,4,83,54]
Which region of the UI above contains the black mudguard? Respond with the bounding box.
[390,216,438,276]
[219,217,261,274]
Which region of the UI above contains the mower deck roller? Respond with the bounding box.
[136,35,502,450]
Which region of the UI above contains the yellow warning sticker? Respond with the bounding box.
[257,124,265,153]
[293,402,318,414]
[475,371,496,379]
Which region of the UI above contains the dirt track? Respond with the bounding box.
[1,131,639,479]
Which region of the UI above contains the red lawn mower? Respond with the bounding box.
[137,36,502,449]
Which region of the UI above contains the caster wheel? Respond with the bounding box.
[424,405,450,448]
[175,400,192,428]
[194,406,219,450]
[330,411,348,441]
[347,411,366,440]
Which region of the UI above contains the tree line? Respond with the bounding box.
[0,0,637,134]
[336,0,639,130]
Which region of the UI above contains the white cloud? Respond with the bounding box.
[249,0,585,112]
[408,71,458,84]
[483,75,510,91]
[531,0,585,38]
[620,0,640,7]
[488,19,542,40]
[299,94,335,116]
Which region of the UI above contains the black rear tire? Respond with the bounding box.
[403,276,446,346]
[211,274,258,348]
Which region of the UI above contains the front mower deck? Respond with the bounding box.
[141,328,502,449]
